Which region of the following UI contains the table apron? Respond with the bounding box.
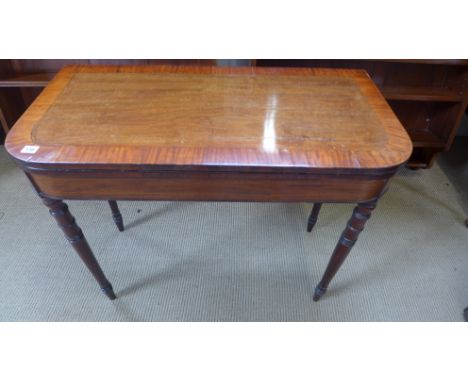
[28,171,389,203]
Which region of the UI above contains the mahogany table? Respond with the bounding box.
[5,65,412,301]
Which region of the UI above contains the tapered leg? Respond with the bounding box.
[0,107,9,135]
[313,198,378,301]
[307,203,323,232]
[42,197,116,300]
[108,200,124,232]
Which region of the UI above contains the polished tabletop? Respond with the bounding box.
[6,65,412,172]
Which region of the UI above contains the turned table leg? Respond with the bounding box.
[108,200,124,232]
[0,107,9,135]
[307,203,323,232]
[313,198,378,301]
[42,197,116,300]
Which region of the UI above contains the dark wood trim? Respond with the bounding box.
[13,159,401,179]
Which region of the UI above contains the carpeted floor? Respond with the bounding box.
[0,143,467,321]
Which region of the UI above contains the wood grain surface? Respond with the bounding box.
[28,170,388,202]
[5,65,412,172]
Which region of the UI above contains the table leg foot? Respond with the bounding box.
[313,198,378,301]
[307,203,322,232]
[313,284,327,301]
[101,284,117,300]
[108,200,124,232]
[42,197,117,300]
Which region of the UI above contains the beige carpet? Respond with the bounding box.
[0,146,467,321]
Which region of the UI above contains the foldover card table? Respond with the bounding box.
[5,65,412,301]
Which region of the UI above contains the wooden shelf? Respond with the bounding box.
[0,73,54,87]
[406,161,428,169]
[381,86,464,102]
[408,130,445,148]
[370,59,468,66]
[406,146,441,169]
